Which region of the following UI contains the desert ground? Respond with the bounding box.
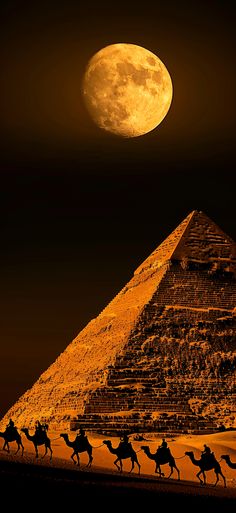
[1,429,236,511]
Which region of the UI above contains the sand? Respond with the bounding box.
[1,429,236,486]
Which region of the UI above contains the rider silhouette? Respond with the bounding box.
[35,420,44,436]
[202,444,213,458]
[201,444,215,462]
[201,444,211,456]
[157,438,170,456]
[76,427,87,444]
[160,438,168,449]
[118,433,132,451]
[6,419,15,434]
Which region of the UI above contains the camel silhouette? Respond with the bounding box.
[185,451,226,487]
[103,439,141,474]
[0,429,24,455]
[221,455,236,469]
[22,428,52,459]
[141,445,180,479]
[60,433,93,467]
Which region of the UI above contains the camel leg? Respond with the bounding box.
[86,452,93,468]
[170,462,180,480]
[41,445,48,459]
[133,455,140,473]
[3,441,10,453]
[159,465,165,477]
[21,443,24,456]
[114,458,121,472]
[196,470,204,485]
[219,471,226,488]
[48,443,53,460]
[15,443,20,455]
[155,465,163,477]
[167,465,173,479]
[174,464,180,480]
[69,451,79,465]
[129,458,135,473]
[71,451,77,464]
[213,472,219,487]
[34,443,39,458]
[135,458,141,475]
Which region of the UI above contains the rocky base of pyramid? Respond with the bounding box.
[50,300,235,435]
[69,413,220,436]
[54,378,235,436]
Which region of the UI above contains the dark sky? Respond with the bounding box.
[0,0,235,419]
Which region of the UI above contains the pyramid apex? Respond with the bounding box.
[135,210,236,275]
[187,209,205,216]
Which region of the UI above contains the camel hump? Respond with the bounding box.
[201,452,217,465]
[6,426,18,437]
[127,442,134,453]
[37,431,48,443]
[156,446,171,458]
[119,442,134,457]
[76,436,89,449]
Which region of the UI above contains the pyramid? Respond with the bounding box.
[1,211,236,434]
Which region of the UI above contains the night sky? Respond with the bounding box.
[0,0,235,419]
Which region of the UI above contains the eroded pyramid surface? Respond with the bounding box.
[1,211,235,434]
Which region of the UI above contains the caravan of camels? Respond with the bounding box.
[1,419,236,488]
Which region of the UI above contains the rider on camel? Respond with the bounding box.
[160,438,168,449]
[6,419,16,435]
[35,420,45,438]
[118,433,132,452]
[201,444,215,463]
[76,427,87,446]
[157,438,170,456]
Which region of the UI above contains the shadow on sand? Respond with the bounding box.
[0,457,235,513]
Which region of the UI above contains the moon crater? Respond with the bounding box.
[82,43,173,137]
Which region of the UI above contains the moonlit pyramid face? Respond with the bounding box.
[82,43,173,137]
[1,210,235,435]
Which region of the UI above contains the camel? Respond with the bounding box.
[21,428,52,459]
[185,451,226,487]
[103,440,141,474]
[0,429,24,455]
[221,455,236,469]
[60,433,93,467]
[141,445,180,479]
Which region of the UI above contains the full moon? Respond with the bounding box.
[82,43,173,138]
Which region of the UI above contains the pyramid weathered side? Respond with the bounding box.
[0,258,168,428]
[1,210,235,433]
